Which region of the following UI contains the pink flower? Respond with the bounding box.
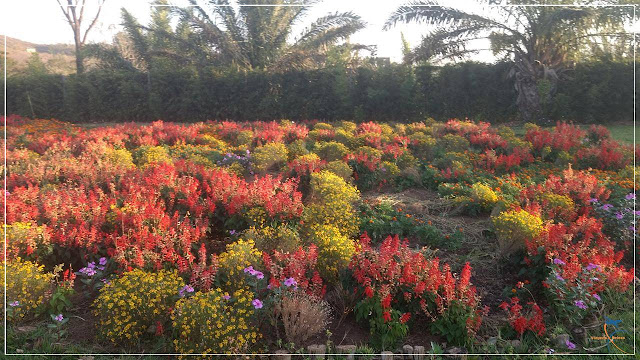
[252,299,263,309]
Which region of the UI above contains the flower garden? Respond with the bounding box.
[2,115,637,356]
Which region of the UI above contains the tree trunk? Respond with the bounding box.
[514,72,542,123]
[74,28,84,74]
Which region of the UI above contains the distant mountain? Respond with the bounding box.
[5,36,76,74]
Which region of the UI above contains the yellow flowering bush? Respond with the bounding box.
[172,288,259,357]
[314,122,333,130]
[134,145,171,167]
[408,132,436,159]
[218,239,262,290]
[104,147,135,169]
[325,160,353,182]
[236,130,254,146]
[93,269,184,344]
[242,224,300,254]
[251,142,288,173]
[3,222,51,260]
[2,258,54,321]
[380,161,400,182]
[199,134,229,151]
[335,129,362,149]
[303,171,360,238]
[315,141,349,162]
[286,139,309,160]
[492,209,544,255]
[305,225,355,281]
[470,183,499,210]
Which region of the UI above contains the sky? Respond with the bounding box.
[0,0,499,63]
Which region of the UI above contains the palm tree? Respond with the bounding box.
[178,0,367,71]
[385,0,634,123]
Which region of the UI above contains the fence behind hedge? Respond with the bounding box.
[5,60,635,123]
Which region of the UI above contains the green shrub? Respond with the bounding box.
[325,160,353,182]
[314,141,349,162]
[242,225,300,254]
[438,134,470,153]
[251,142,288,173]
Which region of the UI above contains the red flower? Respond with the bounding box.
[382,311,392,323]
[365,286,374,298]
[399,313,411,324]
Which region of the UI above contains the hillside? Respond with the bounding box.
[5,36,76,74]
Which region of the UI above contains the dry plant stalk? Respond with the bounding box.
[276,292,331,346]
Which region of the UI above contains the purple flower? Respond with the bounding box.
[588,198,599,203]
[179,285,194,297]
[99,257,108,266]
[574,300,587,310]
[601,204,613,211]
[634,211,640,216]
[555,274,564,281]
[565,340,576,350]
[615,212,624,220]
[592,293,601,301]
[54,314,64,322]
[626,193,635,200]
[87,262,96,269]
[222,295,231,300]
[252,299,263,309]
[229,230,237,235]
[9,301,19,307]
[284,277,297,287]
[243,266,254,274]
[586,263,601,271]
[79,267,96,277]
[629,226,635,232]
[255,271,264,279]
[553,258,566,266]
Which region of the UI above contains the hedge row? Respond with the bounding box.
[5,61,635,123]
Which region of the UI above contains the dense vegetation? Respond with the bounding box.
[3,116,636,356]
[5,60,636,123]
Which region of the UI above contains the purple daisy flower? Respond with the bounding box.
[255,271,264,279]
[99,257,108,266]
[574,300,587,310]
[592,293,601,301]
[615,212,624,220]
[626,193,635,200]
[9,301,19,307]
[553,258,566,266]
[222,295,231,300]
[588,198,599,203]
[54,314,64,322]
[565,340,576,350]
[179,285,194,297]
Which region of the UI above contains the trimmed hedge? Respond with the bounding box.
[5,61,635,123]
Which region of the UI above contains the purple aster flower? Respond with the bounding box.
[79,267,96,277]
[284,277,297,287]
[556,274,564,281]
[255,271,264,279]
[588,198,599,203]
[99,257,107,266]
[592,293,601,301]
[615,212,624,220]
[601,204,613,211]
[629,226,635,232]
[222,295,231,300]
[553,258,566,266]
[565,340,576,350]
[267,284,272,290]
[229,230,237,235]
[626,193,635,200]
[54,314,64,322]
[179,285,194,297]
[252,299,263,309]
[243,266,254,274]
[9,301,19,307]
[87,262,96,269]
[574,300,587,310]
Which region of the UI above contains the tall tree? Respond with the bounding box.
[177,0,368,71]
[385,0,635,123]
[56,0,106,74]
